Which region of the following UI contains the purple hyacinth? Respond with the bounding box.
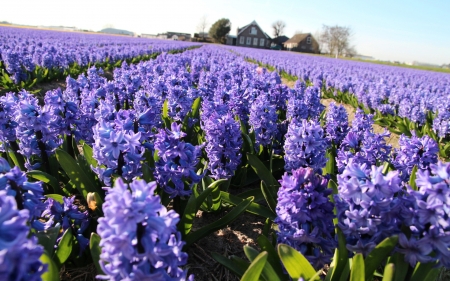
[0,157,48,231]
[92,118,144,186]
[337,111,392,174]
[154,122,202,198]
[203,112,242,179]
[393,134,439,182]
[275,168,336,269]
[249,92,278,150]
[284,119,328,173]
[287,82,325,121]
[335,161,404,256]
[97,178,192,281]
[399,161,450,267]
[0,190,47,280]
[41,196,90,255]
[325,102,349,146]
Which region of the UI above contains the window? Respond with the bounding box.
[250,27,257,35]
[246,37,251,45]
[253,38,258,45]
[239,36,245,44]
[307,37,311,44]
[260,38,265,46]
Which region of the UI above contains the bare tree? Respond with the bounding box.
[313,30,323,54]
[319,25,354,57]
[197,15,209,40]
[272,20,286,38]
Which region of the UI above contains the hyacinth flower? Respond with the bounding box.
[0,190,47,280]
[398,161,450,267]
[0,92,19,152]
[287,82,325,121]
[97,178,193,281]
[13,90,64,170]
[275,168,336,269]
[336,110,392,173]
[154,122,202,198]
[92,118,144,186]
[203,112,242,179]
[325,102,349,147]
[249,92,278,150]
[0,157,49,231]
[40,196,90,255]
[335,160,404,256]
[392,133,439,182]
[284,119,328,173]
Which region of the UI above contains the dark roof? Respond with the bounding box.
[272,35,289,44]
[284,33,311,44]
[237,20,270,39]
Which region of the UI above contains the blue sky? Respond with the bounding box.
[1,0,449,65]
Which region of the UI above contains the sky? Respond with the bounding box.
[1,0,450,65]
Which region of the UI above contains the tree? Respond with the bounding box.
[272,20,286,38]
[319,24,354,57]
[209,18,231,44]
[197,15,209,41]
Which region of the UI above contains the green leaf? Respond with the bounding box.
[7,148,26,171]
[388,252,409,281]
[27,170,62,194]
[220,191,276,220]
[244,246,281,281]
[211,252,248,277]
[55,149,98,200]
[382,263,395,281]
[82,143,97,168]
[261,181,277,213]
[329,228,348,281]
[409,165,418,191]
[179,182,217,236]
[350,253,364,281]
[40,250,60,281]
[55,228,73,265]
[184,197,253,247]
[410,261,439,281]
[162,100,171,128]
[278,244,317,280]
[257,235,286,279]
[90,233,104,275]
[241,251,268,281]
[36,225,61,255]
[364,235,398,280]
[45,194,64,203]
[247,153,280,189]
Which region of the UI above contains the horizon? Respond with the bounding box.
[1,0,449,65]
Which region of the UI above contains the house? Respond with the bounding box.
[270,35,289,50]
[284,33,319,53]
[165,32,192,41]
[225,35,237,46]
[233,20,271,49]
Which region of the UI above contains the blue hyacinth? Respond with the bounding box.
[275,168,336,269]
[203,112,242,179]
[0,190,47,280]
[284,119,328,173]
[335,161,405,256]
[392,134,439,182]
[325,102,349,146]
[154,122,202,198]
[399,161,450,267]
[97,178,192,281]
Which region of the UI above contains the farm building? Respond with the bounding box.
[284,33,319,53]
[233,20,271,49]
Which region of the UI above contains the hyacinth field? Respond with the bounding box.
[1,26,450,281]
